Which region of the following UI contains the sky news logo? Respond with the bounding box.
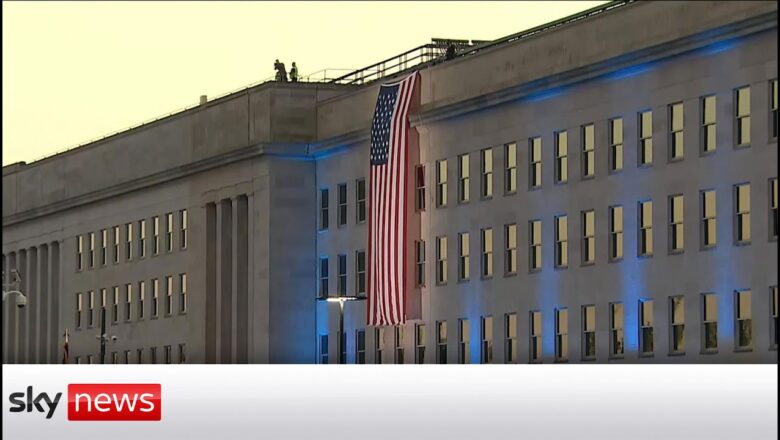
[8,384,161,421]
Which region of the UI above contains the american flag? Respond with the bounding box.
[367,72,419,327]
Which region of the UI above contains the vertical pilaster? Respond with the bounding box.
[205,203,217,364]
[38,244,49,363]
[219,199,233,363]
[50,241,60,364]
[236,195,249,364]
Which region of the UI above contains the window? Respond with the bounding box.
[669,102,684,160]
[555,215,568,268]
[670,296,685,354]
[319,188,329,230]
[481,316,493,364]
[112,286,119,324]
[582,124,595,177]
[458,154,470,203]
[505,224,517,275]
[112,352,118,364]
[771,286,778,350]
[582,305,596,360]
[375,328,385,364]
[124,350,131,364]
[77,235,83,271]
[356,178,366,223]
[88,291,95,327]
[505,142,517,194]
[701,95,717,153]
[356,330,366,364]
[735,86,750,147]
[138,281,146,320]
[529,311,542,363]
[529,220,542,271]
[436,236,448,285]
[137,349,143,364]
[166,212,174,252]
[139,219,147,258]
[100,229,107,266]
[76,293,83,328]
[735,290,752,350]
[415,165,426,211]
[639,300,654,355]
[582,210,595,264]
[150,347,158,364]
[458,232,470,281]
[481,148,493,198]
[101,288,107,313]
[436,160,448,207]
[152,216,160,255]
[75,356,81,365]
[164,345,172,364]
[701,190,717,248]
[639,110,653,165]
[394,326,405,364]
[319,257,329,298]
[770,179,778,240]
[319,334,329,364]
[458,319,470,364]
[179,273,187,313]
[415,324,426,364]
[180,209,188,249]
[436,321,448,364]
[88,355,94,365]
[415,240,425,287]
[772,80,778,139]
[669,195,684,253]
[610,303,624,357]
[702,293,718,352]
[555,308,568,362]
[125,284,132,321]
[555,130,568,183]
[88,232,95,268]
[125,223,133,260]
[355,251,366,296]
[337,254,347,296]
[609,118,623,171]
[178,344,186,364]
[529,137,542,189]
[113,226,120,263]
[339,331,347,364]
[639,200,653,256]
[165,276,173,315]
[505,313,518,363]
[337,183,347,227]
[481,228,493,278]
[735,183,751,244]
[152,278,159,318]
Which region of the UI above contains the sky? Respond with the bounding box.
[2,1,606,166]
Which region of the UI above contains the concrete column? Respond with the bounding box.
[29,247,39,363]
[2,253,8,363]
[236,195,249,364]
[18,249,28,363]
[205,203,217,363]
[231,197,239,364]
[50,242,61,364]
[38,244,49,364]
[218,199,233,363]
[246,194,255,363]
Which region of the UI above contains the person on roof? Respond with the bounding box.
[290,62,299,82]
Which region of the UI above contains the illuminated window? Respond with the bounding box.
[702,293,718,352]
[735,290,752,350]
[639,300,654,355]
[356,330,366,364]
[415,324,426,364]
[555,308,568,362]
[458,319,470,364]
[337,183,347,227]
[88,290,95,327]
[77,235,83,271]
[582,210,595,264]
[415,240,425,287]
[458,153,470,203]
[529,220,542,271]
[609,118,623,171]
[165,276,173,316]
[100,229,108,266]
[101,288,107,312]
[165,212,173,253]
[735,86,751,147]
[582,123,595,177]
[639,200,653,256]
[125,284,132,321]
[139,219,147,257]
[481,228,493,278]
[734,183,751,244]
[458,232,469,281]
[582,305,596,361]
[76,292,83,328]
[319,257,329,298]
[701,190,717,248]
[436,159,448,207]
[481,148,493,199]
[529,311,542,363]
[180,209,188,249]
[113,226,120,263]
[701,95,717,153]
[394,326,405,364]
[505,142,517,194]
[610,303,624,357]
[112,286,119,324]
[415,165,426,211]
[529,137,542,189]
[670,296,685,354]
[179,273,187,313]
[436,236,448,285]
[555,215,568,268]
[505,313,518,363]
[375,328,385,364]
[436,321,448,364]
[669,195,684,253]
[178,344,186,364]
[771,287,778,350]
[138,281,146,320]
[356,178,366,224]
[152,278,159,318]
[639,110,653,165]
[319,334,329,364]
[505,224,517,275]
[555,130,568,183]
[319,188,329,230]
[152,216,160,255]
[481,316,493,364]
[355,251,366,296]
[771,80,778,139]
[125,223,133,260]
[88,232,95,268]
[337,254,347,296]
[669,102,684,160]
[770,179,778,240]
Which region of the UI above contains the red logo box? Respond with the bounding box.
[67,384,161,421]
